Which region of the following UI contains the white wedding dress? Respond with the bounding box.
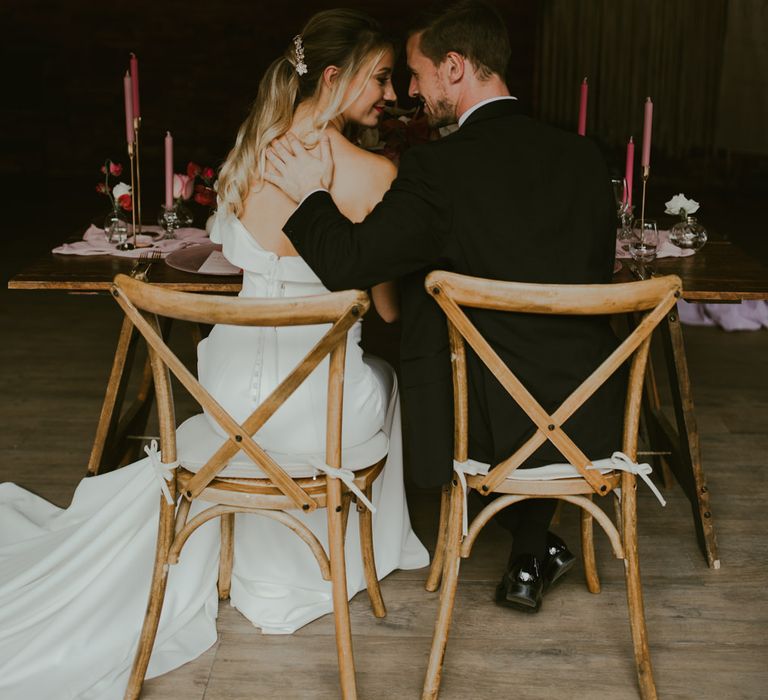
[0,213,428,700]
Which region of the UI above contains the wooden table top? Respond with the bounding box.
[7,249,243,293]
[8,237,768,301]
[612,239,768,302]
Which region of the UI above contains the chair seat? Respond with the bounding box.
[456,455,616,480]
[455,452,665,505]
[176,413,389,479]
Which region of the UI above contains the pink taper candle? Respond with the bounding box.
[624,137,635,209]
[164,131,173,209]
[641,96,653,170]
[577,77,588,136]
[129,53,140,120]
[123,72,134,145]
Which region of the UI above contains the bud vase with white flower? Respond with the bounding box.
[96,159,132,244]
[665,193,707,251]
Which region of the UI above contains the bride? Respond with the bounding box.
[0,9,428,699]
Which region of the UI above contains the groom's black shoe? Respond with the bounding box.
[542,532,576,590]
[495,553,544,612]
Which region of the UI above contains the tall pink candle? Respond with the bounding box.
[123,72,134,145]
[130,53,140,120]
[641,97,653,170]
[623,137,635,209]
[577,77,588,136]
[164,131,173,209]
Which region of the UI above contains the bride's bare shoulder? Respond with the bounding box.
[329,132,396,207]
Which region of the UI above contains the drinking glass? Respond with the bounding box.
[629,220,659,265]
[611,178,628,217]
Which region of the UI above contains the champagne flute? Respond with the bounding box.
[611,178,628,217]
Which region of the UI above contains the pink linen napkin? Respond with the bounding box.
[615,229,696,260]
[52,224,209,258]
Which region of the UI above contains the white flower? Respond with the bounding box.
[112,182,132,200]
[665,193,700,216]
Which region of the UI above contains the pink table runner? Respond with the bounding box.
[52,225,209,259]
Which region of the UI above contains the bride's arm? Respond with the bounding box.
[366,157,399,323]
[371,281,398,322]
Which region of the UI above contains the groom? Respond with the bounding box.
[266,0,624,611]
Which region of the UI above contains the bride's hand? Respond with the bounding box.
[264,133,334,203]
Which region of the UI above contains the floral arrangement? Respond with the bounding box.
[95,159,132,212]
[665,193,700,218]
[187,162,217,209]
[358,105,436,165]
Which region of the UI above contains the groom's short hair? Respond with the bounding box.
[411,0,510,80]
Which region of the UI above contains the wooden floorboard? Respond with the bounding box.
[2,288,767,699]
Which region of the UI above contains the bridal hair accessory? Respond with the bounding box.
[293,34,308,76]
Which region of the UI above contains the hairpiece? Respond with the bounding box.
[293,35,308,76]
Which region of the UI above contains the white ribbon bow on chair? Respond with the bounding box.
[308,460,376,513]
[452,451,666,537]
[144,440,179,505]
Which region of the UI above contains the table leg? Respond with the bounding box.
[653,310,720,569]
[85,316,170,475]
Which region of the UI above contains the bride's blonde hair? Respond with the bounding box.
[218,9,392,217]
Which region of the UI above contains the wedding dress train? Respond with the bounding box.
[0,213,428,699]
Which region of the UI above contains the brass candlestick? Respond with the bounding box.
[133,116,143,236]
[639,164,650,234]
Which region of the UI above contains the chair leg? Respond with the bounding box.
[341,492,353,540]
[124,498,176,700]
[358,485,386,618]
[218,512,235,600]
[327,478,357,699]
[622,475,658,700]
[425,484,450,592]
[422,479,463,700]
[580,495,601,594]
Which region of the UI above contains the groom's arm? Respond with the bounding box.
[283,148,451,291]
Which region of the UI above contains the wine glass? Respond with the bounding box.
[629,220,659,272]
[611,178,628,217]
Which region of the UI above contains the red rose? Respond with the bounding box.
[100,165,107,174]
[202,166,215,181]
[187,161,202,178]
[109,162,123,176]
[117,193,133,211]
[96,182,108,194]
[193,184,216,207]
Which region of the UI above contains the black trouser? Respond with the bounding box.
[473,492,557,561]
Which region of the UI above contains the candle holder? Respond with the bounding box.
[639,164,650,245]
[158,204,181,239]
[133,116,143,236]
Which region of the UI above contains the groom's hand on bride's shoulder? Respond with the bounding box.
[265,132,334,204]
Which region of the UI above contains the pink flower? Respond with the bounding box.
[186,161,202,179]
[193,184,216,207]
[95,182,108,194]
[117,193,133,211]
[202,166,215,181]
[109,162,123,177]
[173,173,195,200]
[100,165,107,174]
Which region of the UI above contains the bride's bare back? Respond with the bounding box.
[240,127,395,256]
[239,124,399,321]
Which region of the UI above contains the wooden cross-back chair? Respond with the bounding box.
[110,273,388,700]
[421,270,682,700]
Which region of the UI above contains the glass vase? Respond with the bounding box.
[669,214,707,251]
[104,207,129,246]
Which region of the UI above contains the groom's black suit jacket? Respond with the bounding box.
[285,99,625,489]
